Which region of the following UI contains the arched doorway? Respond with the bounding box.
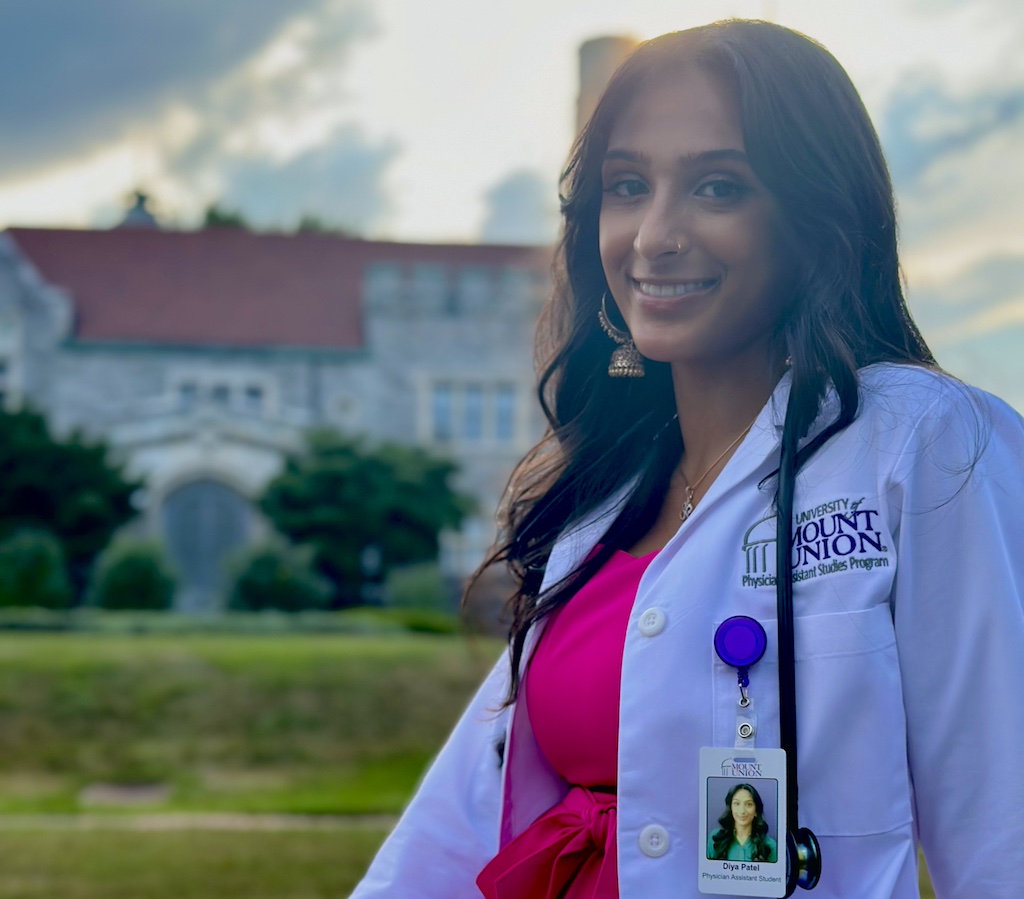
[161,479,253,612]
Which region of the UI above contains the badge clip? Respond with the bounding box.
[715,616,767,708]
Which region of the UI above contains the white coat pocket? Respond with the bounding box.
[713,604,913,837]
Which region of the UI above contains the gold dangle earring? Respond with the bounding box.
[597,293,645,378]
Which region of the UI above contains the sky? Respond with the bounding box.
[1,0,1023,404]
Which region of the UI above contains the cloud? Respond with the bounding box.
[217,126,399,233]
[889,0,1024,261]
[930,297,1024,344]
[876,69,1024,276]
[0,0,352,178]
[0,0,398,235]
[878,22,1024,410]
[149,0,398,232]
[907,253,1024,409]
[881,73,1024,190]
[478,170,559,245]
[904,0,1020,13]
[904,0,970,11]
[911,254,1024,327]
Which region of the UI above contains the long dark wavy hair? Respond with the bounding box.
[711,783,775,861]
[472,20,935,704]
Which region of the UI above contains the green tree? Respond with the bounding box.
[202,204,249,229]
[260,432,473,605]
[0,530,73,609]
[0,409,140,598]
[89,539,176,611]
[295,215,352,236]
[227,539,333,613]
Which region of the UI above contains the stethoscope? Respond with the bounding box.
[714,398,822,897]
[775,389,822,895]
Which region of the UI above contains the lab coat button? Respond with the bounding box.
[638,824,670,857]
[638,608,666,637]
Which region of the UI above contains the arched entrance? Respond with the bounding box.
[161,479,253,612]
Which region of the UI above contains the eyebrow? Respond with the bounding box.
[602,148,749,166]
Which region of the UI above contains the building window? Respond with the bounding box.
[210,385,231,408]
[496,384,516,442]
[412,263,449,308]
[244,385,264,415]
[179,382,199,412]
[463,384,484,442]
[364,261,404,304]
[444,288,460,315]
[332,394,361,429]
[457,266,491,307]
[432,382,454,442]
[172,375,274,416]
[426,380,520,447]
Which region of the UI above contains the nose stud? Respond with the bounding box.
[632,235,685,257]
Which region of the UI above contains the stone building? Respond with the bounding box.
[0,224,549,610]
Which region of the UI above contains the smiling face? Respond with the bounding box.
[730,788,757,829]
[598,62,796,373]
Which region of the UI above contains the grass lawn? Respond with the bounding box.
[0,631,502,815]
[0,827,389,899]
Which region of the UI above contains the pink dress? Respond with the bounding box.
[477,549,657,899]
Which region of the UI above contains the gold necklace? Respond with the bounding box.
[678,416,758,522]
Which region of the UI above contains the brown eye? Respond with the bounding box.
[695,178,746,201]
[604,177,648,198]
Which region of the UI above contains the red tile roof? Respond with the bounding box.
[7,227,549,350]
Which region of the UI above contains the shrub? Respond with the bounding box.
[227,540,333,613]
[385,563,454,612]
[90,540,177,611]
[0,529,73,609]
[387,607,462,635]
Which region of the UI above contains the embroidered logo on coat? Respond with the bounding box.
[740,496,891,587]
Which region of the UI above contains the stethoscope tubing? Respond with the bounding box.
[776,402,800,832]
[776,398,821,895]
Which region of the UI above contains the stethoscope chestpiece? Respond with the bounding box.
[785,827,821,896]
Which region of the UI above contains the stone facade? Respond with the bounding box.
[0,228,548,610]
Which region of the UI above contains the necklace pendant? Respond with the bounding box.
[680,488,695,522]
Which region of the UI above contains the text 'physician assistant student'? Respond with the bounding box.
[352,19,1024,899]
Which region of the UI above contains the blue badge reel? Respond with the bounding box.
[715,616,767,707]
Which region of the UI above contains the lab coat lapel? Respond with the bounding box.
[499,480,636,844]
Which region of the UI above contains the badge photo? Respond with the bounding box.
[699,747,788,897]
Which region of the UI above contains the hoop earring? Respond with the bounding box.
[598,294,645,378]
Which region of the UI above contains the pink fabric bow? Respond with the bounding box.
[477,786,618,898]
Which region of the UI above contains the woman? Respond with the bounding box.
[352,19,1024,899]
[708,783,777,863]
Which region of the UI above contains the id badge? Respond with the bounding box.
[698,746,788,897]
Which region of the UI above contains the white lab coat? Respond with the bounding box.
[352,364,1024,899]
